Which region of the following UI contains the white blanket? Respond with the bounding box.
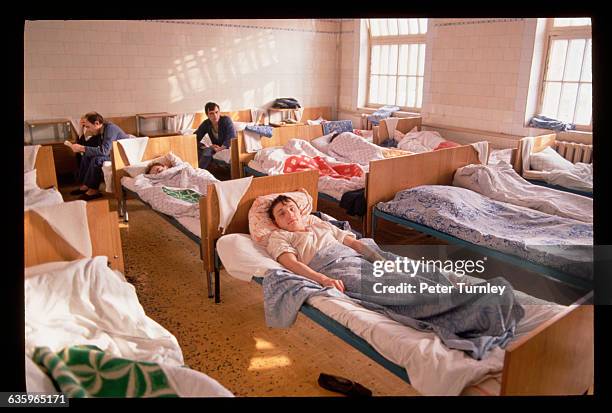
[24,258,233,397]
[453,162,592,223]
[132,162,219,220]
[397,130,446,153]
[327,132,386,166]
[524,164,593,193]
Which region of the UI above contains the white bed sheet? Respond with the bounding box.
[217,233,566,396]
[25,257,232,397]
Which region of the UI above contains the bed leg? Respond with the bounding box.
[214,266,220,304]
[206,271,214,299]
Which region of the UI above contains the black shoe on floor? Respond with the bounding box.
[317,373,372,397]
[70,188,88,195]
[79,193,103,201]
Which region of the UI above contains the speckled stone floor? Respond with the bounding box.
[118,199,420,397]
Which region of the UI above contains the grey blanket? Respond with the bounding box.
[262,239,524,360]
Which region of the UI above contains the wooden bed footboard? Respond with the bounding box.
[33,145,58,190]
[501,295,593,395]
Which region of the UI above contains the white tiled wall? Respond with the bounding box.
[337,18,585,143]
[24,19,341,123]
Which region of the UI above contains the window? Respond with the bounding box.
[539,18,592,129]
[366,18,427,110]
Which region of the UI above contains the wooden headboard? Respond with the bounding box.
[107,116,138,136]
[34,146,58,190]
[300,106,332,122]
[230,124,324,179]
[191,109,254,130]
[376,117,423,145]
[111,135,198,202]
[200,170,319,274]
[24,199,124,272]
[513,134,557,174]
[364,144,482,237]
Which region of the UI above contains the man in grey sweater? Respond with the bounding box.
[68,112,129,200]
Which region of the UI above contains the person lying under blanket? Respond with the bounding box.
[262,193,525,360]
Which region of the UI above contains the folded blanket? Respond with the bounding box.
[528,115,575,132]
[367,106,400,126]
[245,124,273,137]
[263,238,524,360]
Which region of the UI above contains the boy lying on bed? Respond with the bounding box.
[262,194,525,359]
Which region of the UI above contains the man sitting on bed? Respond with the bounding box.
[195,102,236,170]
[68,112,129,201]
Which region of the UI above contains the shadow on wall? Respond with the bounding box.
[165,28,284,110]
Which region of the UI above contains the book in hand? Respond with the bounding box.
[200,133,213,148]
[63,140,73,148]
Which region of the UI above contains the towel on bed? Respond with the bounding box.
[24,145,40,172]
[470,141,489,165]
[30,200,92,258]
[213,176,253,234]
[118,137,149,165]
[384,117,399,139]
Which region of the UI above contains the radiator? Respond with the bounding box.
[554,141,593,164]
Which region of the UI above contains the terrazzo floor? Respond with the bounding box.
[117,199,421,397]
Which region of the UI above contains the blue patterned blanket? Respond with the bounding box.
[376,185,593,280]
[263,238,524,360]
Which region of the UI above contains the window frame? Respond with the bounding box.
[365,19,427,112]
[537,18,592,131]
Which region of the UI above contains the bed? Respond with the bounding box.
[24,145,64,210]
[513,134,593,197]
[231,123,417,233]
[111,134,220,299]
[366,145,593,291]
[24,199,233,397]
[375,116,423,146]
[200,170,593,396]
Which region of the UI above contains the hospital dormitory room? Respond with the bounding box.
[21,17,595,398]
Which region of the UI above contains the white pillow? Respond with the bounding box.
[310,132,335,154]
[217,233,283,281]
[24,169,38,191]
[530,146,575,171]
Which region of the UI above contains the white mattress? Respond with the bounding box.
[121,176,201,239]
[217,233,566,395]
